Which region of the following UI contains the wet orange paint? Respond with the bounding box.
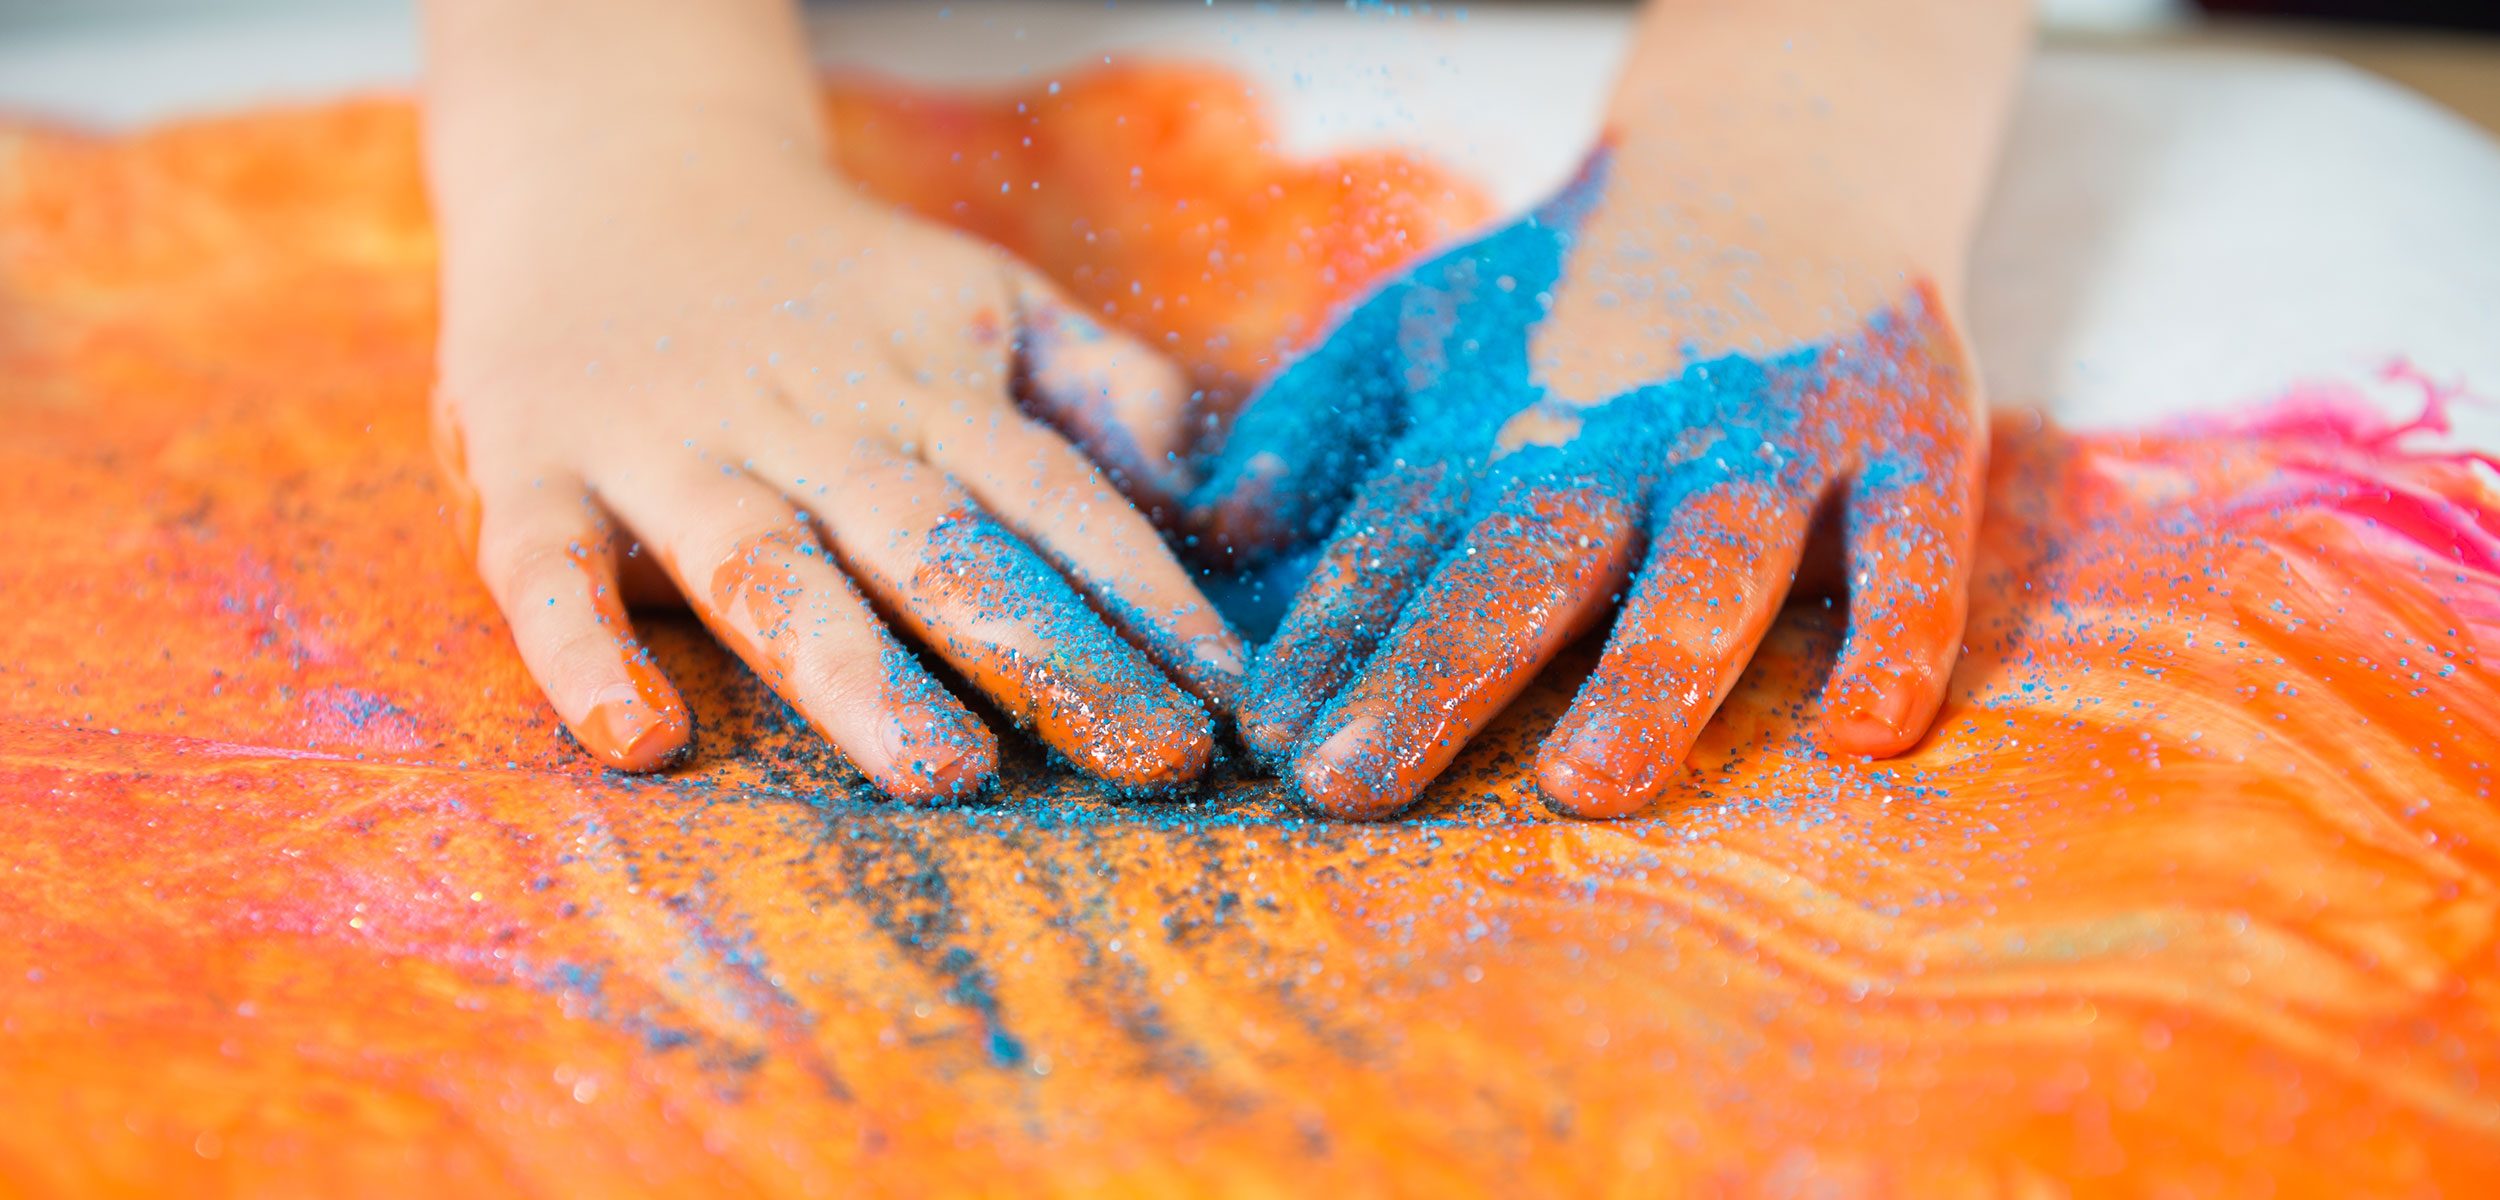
[3,68,2499,1197]
[575,655,693,773]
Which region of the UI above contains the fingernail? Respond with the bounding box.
[1190,631,1247,681]
[1535,749,1664,820]
[1184,630,1251,712]
[1827,671,1916,755]
[882,714,996,804]
[1292,717,1410,820]
[580,680,684,772]
[1238,653,1322,765]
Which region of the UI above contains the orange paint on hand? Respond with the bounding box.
[1812,282,1986,758]
[1535,477,1819,818]
[575,655,694,772]
[1238,466,1462,762]
[1292,486,1640,819]
[534,534,693,774]
[882,503,1213,793]
[691,528,999,802]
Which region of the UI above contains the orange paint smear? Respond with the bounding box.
[3,68,2499,1196]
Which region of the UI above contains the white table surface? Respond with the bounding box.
[5,0,2498,443]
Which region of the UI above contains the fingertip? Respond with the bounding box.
[575,668,692,773]
[1088,703,1216,794]
[1117,601,1250,718]
[1017,634,1219,792]
[1533,742,1667,821]
[1819,668,1938,758]
[1237,656,1319,767]
[884,725,1002,806]
[1038,662,1217,793]
[1289,717,1411,821]
[1822,714,1914,759]
[1176,626,1251,716]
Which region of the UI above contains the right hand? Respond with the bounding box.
[1189,149,1985,821]
[432,126,1245,801]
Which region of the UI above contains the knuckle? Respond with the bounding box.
[541,621,623,689]
[486,536,593,615]
[660,480,806,562]
[687,510,791,560]
[785,641,888,718]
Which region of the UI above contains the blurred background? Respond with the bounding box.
[0,0,2494,135]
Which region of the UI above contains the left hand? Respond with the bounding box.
[1190,150,1986,820]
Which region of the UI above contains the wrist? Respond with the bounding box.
[1594,0,2024,288]
[1575,128,1968,305]
[429,92,825,208]
[427,108,835,265]
[420,0,828,225]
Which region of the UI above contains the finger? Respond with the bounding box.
[769,442,1216,792]
[1290,482,1642,820]
[1010,273,1199,514]
[924,405,1251,713]
[1237,464,1468,763]
[1818,285,1986,757]
[1534,470,1826,819]
[1186,282,1409,561]
[1820,451,1982,757]
[600,467,998,802]
[429,410,484,558]
[472,476,690,772]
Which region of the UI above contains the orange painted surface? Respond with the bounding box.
[4,68,2500,1197]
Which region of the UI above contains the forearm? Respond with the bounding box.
[1607,0,2029,285]
[421,0,825,217]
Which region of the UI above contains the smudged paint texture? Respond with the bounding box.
[2,66,2498,1196]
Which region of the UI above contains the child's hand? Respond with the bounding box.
[432,123,1244,801]
[1189,0,2023,819]
[1192,156,1982,820]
